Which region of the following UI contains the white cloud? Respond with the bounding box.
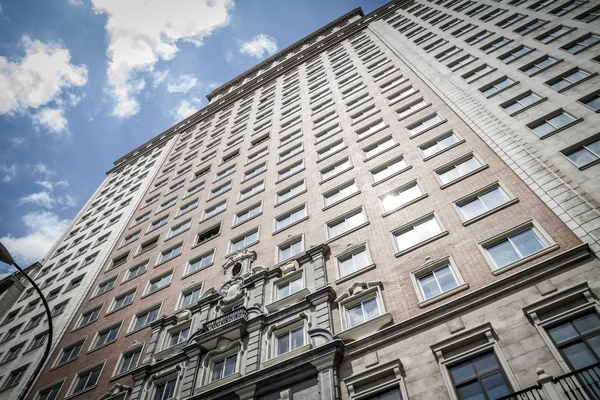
[0,164,17,182]
[31,108,69,135]
[152,69,169,87]
[11,136,25,147]
[18,192,55,208]
[166,74,197,93]
[240,34,278,59]
[0,36,87,120]
[170,96,202,121]
[35,180,54,190]
[0,211,71,264]
[91,0,233,118]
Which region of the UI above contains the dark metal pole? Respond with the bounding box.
[0,243,53,400]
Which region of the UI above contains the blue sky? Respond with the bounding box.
[0,0,388,270]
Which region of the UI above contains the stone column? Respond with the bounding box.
[311,353,340,400]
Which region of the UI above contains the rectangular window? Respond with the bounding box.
[186,182,204,198]
[320,158,352,181]
[371,157,409,183]
[498,45,532,63]
[204,200,227,219]
[437,154,483,185]
[168,327,190,347]
[121,232,140,247]
[276,327,304,356]
[187,250,214,274]
[564,138,600,168]
[92,324,120,349]
[230,228,259,252]
[169,219,191,238]
[537,25,574,44]
[497,13,525,28]
[126,261,148,280]
[146,271,173,294]
[548,69,592,91]
[457,184,513,221]
[208,181,231,199]
[35,383,62,400]
[278,237,304,262]
[515,19,546,35]
[133,306,160,330]
[323,180,359,208]
[279,143,303,162]
[181,287,202,308]
[71,364,103,395]
[480,77,515,97]
[550,0,583,16]
[338,245,372,277]
[211,354,237,382]
[574,5,600,22]
[420,131,461,158]
[521,55,560,77]
[277,276,303,299]
[118,348,141,375]
[356,119,387,141]
[95,277,116,296]
[393,214,444,252]
[481,37,511,53]
[387,85,418,104]
[380,181,424,213]
[239,180,264,202]
[407,113,444,137]
[449,352,511,399]
[547,313,600,369]
[57,341,83,365]
[243,162,267,181]
[79,307,101,327]
[528,111,577,137]
[177,199,198,216]
[277,180,306,204]
[501,92,543,114]
[483,225,550,269]
[363,136,396,159]
[158,243,183,264]
[327,208,367,239]
[347,297,380,328]
[112,291,135,311]
[215,165,236,181]
[234,203,262,225]
[157,198,176,212]
[196,224,220,245]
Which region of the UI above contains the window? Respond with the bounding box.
[71,364,102,395]
[564,138,600,168]
[4,342,24,363]
[35,382,61,400]
[242,162,266,181]
[347,297,380,328]
[371,157,409,183]
[278,237,304,262]
[126,261,148,280]
[187,250,215,274]
[320,158,352,181]
[380,181,424,213]
[327,208,367,239]
[234,202,262,225]
[95,277,116,296]
[157,198,176,212]
[548,69,593,91]
[457,184,514,222]
[277,180,305,204]
[575,5,600,22]
[133,306,160,330]
[420,131,461,158]
[118,348,141,374]
[529,0,557,10]
[185,182,205,197]
[169,220,191,238]
[407,113,444,137]
[111,291,135,311]
[93,324,120,349]
[29,332,48,350]
[529,111,578,137]
[483,224,551,269]
[2,324,22,342]
[158,243,183,264]
[317,139,346,160]
[481,37,511,54]
[547,313,600,369]
[520,56,560,77]
[550,0,583,16]
[579,91,600,111]
[146,271,173,294]
[196,224,220,245]
[57,341,83,365]
[22,299,40,314]
[396,98,429,119]
[498,45,532,64]
[181,287,202,307]
[215,165,236,181]
[240,180,265,202]
[323,180,359,208]
[338,245,372,278]
[25,313,44,330]
[501,92,543,114]
[537,25,574,44]
[275,205,307,231]
[203,200,227,220]
[279,143,303,162]
[387,85,418,104]
[149,216,169,231]
[133,213,150,226]
[515,19,546,35]
[79,307,101,327]
[276,327,304,356]
[177,199,198,216]
[437,154,483,185]
[209,182,231,199]
[211,354,237,382]
[363,136,396,160]
[230,228,259,252]
[277,276,303,299]
[393,214,444,253]
[3,365,28,389]
[449,352,511,399]
[153,378,177,400]
[480,77,515,97]
[51,301,68,316]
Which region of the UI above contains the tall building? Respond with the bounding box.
[0,142,171,400]
[19,0,600,399]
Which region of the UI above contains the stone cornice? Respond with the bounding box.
[105,0,413,172]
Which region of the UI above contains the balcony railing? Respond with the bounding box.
[498,385,545,400]
[553,363,600,400]
[200,307,247,333]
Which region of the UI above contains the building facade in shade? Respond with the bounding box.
[24,1,600,400]
[0,142,171,400]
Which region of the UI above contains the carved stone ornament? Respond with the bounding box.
[219,277,245,304]
[222,249,257,279]
[98,383,131,400]
[281,260,299,275]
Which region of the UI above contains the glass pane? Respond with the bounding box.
[363,297,380,320]
[435,265,458,292]
[289,277,303,294]
[277,335,290,355]
[532,122,555,137]
[450,360,477,384]
[586,140,600,156]
[460,198,487,220]
[353,250,369,270]
[440,167,461,184]
[481,372,511,399]
[548,322,579,344]
[439,134,459,148]
[586,97,600,111]
[573,313,600,335]
[291,327,304,350]
[587,334,600,359]
[340,257,355,276]
[419,273,441,299]
[456,158,480,175]
[224,354,237,377]
[348,304,364,327]
[473,352,499,374]
[487,240,520,268]
[396,228,421,251]
[547,113,574,128]
[415,218,442,240]
[480,188,508,210]
[567,148,597,167]
[563,342,598,369]
[378,388,402,400]
[511,228,545,257]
